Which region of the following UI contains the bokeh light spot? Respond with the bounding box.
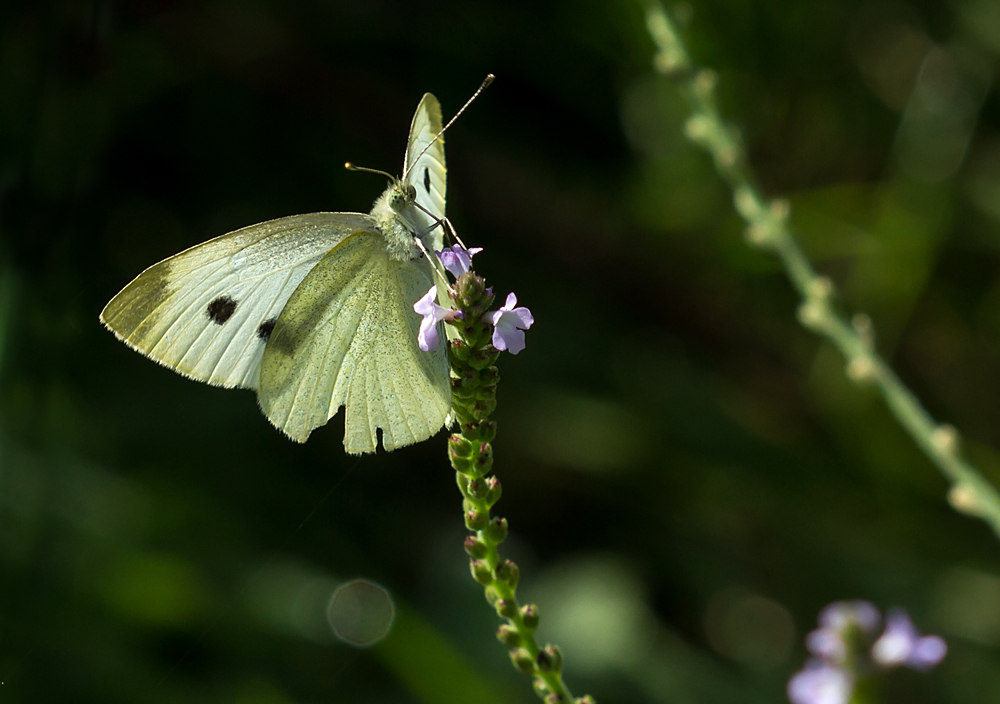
[933,567,1000,644]
[327,579,395,647]
[704,588,795,669]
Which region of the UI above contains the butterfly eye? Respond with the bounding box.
[406,184,417,200]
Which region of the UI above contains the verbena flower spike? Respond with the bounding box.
[789,601,946,704]
[414,245,592,704]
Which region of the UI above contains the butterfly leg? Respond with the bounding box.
[411,233,452,288]
[411,204,469,253]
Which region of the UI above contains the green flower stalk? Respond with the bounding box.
[643,1,1000,540]
[427,259,593,704]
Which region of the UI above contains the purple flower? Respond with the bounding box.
[871,609,947,670]
[438,245,483,278]
[787,660,853,704]
[413,285,452,352]
[818,601,880,633]
[489,293,534,355]
[807,601,880,663]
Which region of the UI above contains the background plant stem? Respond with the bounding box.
[644,1,1000,539]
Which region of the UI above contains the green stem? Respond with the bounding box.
[444,272,590,704]
[644,1,1000,538]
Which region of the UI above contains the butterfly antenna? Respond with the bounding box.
[344,162,396,182]
[403,74,495,180]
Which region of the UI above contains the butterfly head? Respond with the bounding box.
[348,162,430,261]
[368,177,426,261]
[387,180,418,212]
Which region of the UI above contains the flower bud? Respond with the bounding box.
[464,535,488,559]
[484,585,500,606]
[545,693,567,704]
[693,69,717,98]
[948,484,981,516]
[520,604,539,630]
[575,697,597,704]
[464,420,497,445]
[808,276,834,301]
[449,433,473,456]
[744,223,773,247]
[477,445,494,474]
[537,645,563,673]
[653,49,686,76]
[485,476,502,507]
[449,339,470,362]
[450,451,474,474]
[470,559,493,585]
[465,509,488,531]
[509,648,535,674]
[467,477,488,500]
[797,300,825,330]
[716,140,738,170]
[532,678,551,699]
[733,185,762,220]
[684,114,712,142]
[476,384,496,401]
[846,355,877,383]
[769,197,790,221]
[469,347,496,371]
[932,424,959,456]
[485,516,508,544]
[494,559,520,590]
[480,420,498,444]
[462,477,486,501]
[496,624,521,648]
[495,598,519,619]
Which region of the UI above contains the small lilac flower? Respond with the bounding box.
[818,601,880,633]
[807,601,880,663]
[438,245,483,278]
[787,660,853,704]
[413,285,452,352]
[489,292,534,355]
[871,609,947,670]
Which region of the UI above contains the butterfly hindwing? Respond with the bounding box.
[100,213,372,389]
[404,93,447,251]
[257,231,451,451]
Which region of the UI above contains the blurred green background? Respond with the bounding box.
[3,0,1000,702]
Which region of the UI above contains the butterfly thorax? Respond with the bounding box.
[370,179,424,262]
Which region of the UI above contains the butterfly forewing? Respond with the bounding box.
[103,95,455,452]
[404,93,447,251]
[257,231,450,451]
[100,213,371,389]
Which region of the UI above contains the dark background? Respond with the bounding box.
[3,0,1000,702]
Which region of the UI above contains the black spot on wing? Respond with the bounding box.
[207,296,237,324]
[423,167,431,194]
[257,318,277,341]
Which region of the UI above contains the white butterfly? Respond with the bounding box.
[101,94,453,453]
